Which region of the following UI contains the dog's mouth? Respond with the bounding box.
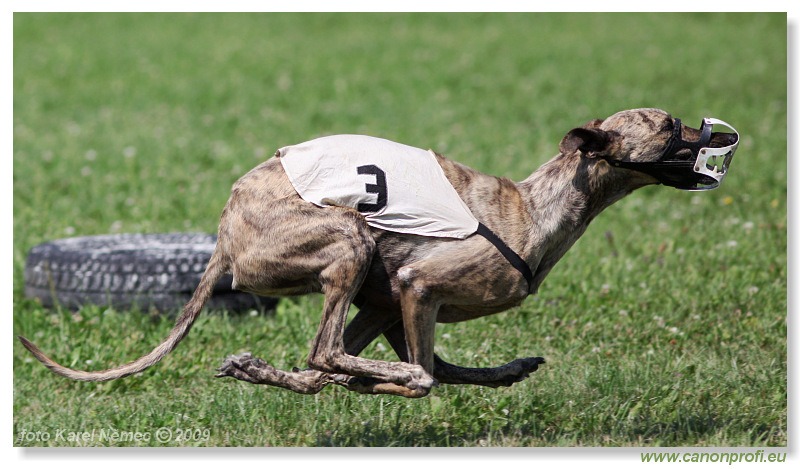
[607,117,740,191]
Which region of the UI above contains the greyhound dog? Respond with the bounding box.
[20,108,739,398]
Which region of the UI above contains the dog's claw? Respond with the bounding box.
[332,374,354,384]
[215,352,266,379]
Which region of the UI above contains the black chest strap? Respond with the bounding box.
[476,223,533,292]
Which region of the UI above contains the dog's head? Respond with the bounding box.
[559,108,739,191]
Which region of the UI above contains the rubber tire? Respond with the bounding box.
[24,233,277,312]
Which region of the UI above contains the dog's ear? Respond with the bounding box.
[559,123,615,158]
[583,119,604,129]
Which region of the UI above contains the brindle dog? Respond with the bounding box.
[20,108,738,398]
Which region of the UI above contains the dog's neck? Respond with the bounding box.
[519,153,630,229]
[516,153,633,288]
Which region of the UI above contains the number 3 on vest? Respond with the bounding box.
[356,165,388,212]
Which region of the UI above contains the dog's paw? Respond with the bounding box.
[498,356,546,386]
[519,356,546,371]
[215,352,271,381]
[405,367,438,391]
[408,375,439,391]
[390,363,436,388]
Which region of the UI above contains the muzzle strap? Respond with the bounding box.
[476,223,533,293]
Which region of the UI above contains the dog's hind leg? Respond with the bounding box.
[216,304,398,394]
[217,199,434,396]
[304,224,435,396]
[218,302,428,397]
[382,322,544,388]
[216,353,332,394]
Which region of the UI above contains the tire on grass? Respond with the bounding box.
[24,233,277,313]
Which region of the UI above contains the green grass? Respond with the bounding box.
[13,13,786,447]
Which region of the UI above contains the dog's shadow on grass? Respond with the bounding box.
[313,423,490,447]
[311,410,782,447]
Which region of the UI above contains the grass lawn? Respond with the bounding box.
[13,13,786,447]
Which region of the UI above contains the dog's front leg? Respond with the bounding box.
[394,266,441,395]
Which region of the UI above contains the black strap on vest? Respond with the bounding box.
[476,223,533,292]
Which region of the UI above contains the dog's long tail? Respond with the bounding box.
[18,250,229,382]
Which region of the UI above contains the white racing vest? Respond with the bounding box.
[278,135,479,239]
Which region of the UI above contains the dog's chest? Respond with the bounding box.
[278,135,479,239]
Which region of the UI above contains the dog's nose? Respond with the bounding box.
[711,132,738,148]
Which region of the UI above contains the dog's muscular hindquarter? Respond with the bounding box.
[20,108,739,398]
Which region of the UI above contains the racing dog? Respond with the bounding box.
[19,108,739,398]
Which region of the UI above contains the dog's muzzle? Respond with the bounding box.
[607,117,740,191]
